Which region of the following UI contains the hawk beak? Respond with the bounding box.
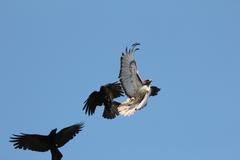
[144,79,152,85]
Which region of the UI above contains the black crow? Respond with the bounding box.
[83,81,124,119]
[10,123,84,160]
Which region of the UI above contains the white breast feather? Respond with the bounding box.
[118,85,151,116]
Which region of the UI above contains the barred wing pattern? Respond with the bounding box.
[119,43,143,98]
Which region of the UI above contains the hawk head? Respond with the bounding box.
[143,79,152,86]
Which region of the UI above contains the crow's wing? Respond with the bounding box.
[56,123,84,148]
[83,91,104,115]
[10,134,50,152]
[119,43,143,98]
[104,82,124,99]
[150,86,160,96]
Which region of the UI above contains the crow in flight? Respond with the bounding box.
[83,81,124,119]
[118,43,160,116]
[10,123,84,160]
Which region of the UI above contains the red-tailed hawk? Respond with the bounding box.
[83,82,124,119]
[118,43,160,116]
[10,123,84,160]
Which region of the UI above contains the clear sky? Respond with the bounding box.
[1,0,240,160]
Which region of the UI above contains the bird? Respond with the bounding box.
[83,81,124,119]
[117,43,160,116]
[10,123,84,160]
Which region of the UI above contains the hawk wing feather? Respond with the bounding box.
[119,43,142,97]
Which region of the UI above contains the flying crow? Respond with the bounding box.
[10,123,84,160]
[83,82,124,119]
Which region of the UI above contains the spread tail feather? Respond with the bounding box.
[51,148,63,160]
[102,101,120,119]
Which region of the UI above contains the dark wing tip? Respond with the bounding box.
[130,42,140,54]
[131,42,140,47]
[83,90,103,116]
[77,122,84,131]
[9,134,24,149]
[71,123,84,134]
[10,134,23,141]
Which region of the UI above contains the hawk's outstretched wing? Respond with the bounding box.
[119,43,143,98]
[117,43,160,116]
[10,134,50,152]
[56,123,84,148]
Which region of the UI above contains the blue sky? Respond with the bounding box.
[1,0,240,160]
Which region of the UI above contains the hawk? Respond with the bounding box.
[118,43,160,116]
[10,123,84,160]
[83,82,124,119]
